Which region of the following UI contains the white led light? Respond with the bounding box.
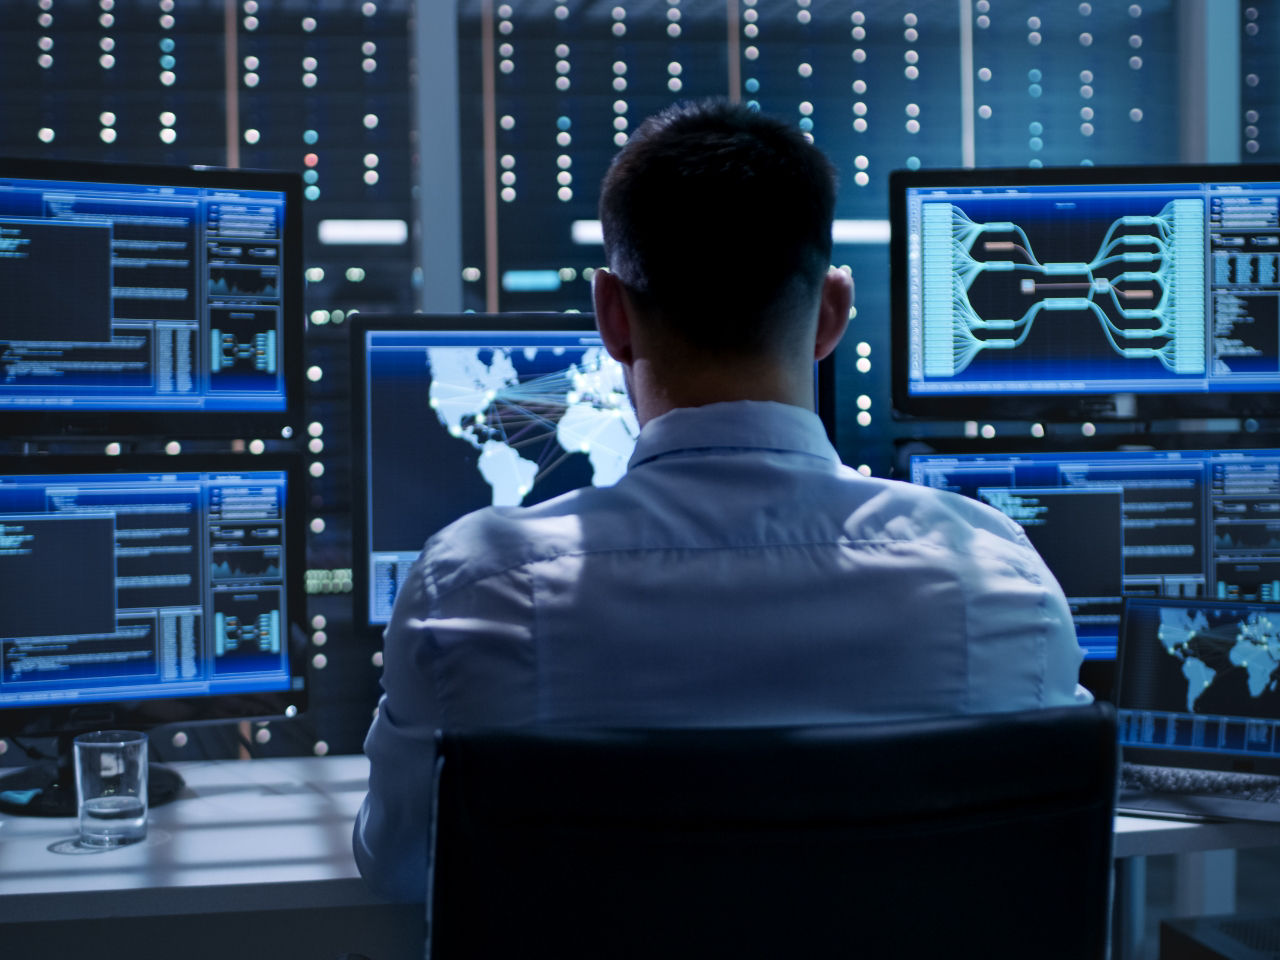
[317,219,408,245]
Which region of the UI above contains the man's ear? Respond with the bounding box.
[593,267,635,366]
[814,267,853,361]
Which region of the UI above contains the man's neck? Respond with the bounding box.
[628,357,813,427]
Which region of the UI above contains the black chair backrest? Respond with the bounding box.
[429,703,1117,960]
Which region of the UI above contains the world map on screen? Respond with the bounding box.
[425,345,639,506]
[1159,606,1280,713]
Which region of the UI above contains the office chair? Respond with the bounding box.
[428,703,1117,959]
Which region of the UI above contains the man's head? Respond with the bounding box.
[599,99,840,358]
[594,99,850,420]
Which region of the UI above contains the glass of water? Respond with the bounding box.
[73,730,149,847]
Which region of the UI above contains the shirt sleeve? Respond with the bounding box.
[962,525,1093,712]
[353,556,441,904]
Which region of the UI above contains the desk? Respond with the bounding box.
[5,757,1280,960]
[0,755,422,960]
[1113,814,1280,960]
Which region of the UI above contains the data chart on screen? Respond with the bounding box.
[0,164,293,415]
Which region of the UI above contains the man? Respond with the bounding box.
[354,99,1090,902]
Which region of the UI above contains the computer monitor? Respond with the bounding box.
[0,454,307,814]
[1117,595,1280,777]
[352,314,641,627]
[0,157,302,437]
[890,164,1280,421]
[907,444,1280,662]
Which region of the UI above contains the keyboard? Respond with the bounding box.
[1119,762,1280,822]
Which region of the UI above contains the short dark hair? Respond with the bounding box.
[599,99,837,356]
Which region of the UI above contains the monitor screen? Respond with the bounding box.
[908,445,1280,661]
[354,314,641,627]
[1117,595,1280,773]
[890,164,1280,421]
[0,454,307,739]
[0,157,302,436]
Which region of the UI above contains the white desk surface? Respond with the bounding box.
[1115,812,1280,859]
[0,754,398,924]
[6,753,1280,925]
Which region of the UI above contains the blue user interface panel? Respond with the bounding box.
[1118,596,1280,760]
[0,174,288,411]
[903,177,1280,398]
[909,447,1280,660]
[361,325,640,625]
[0,467,294,708]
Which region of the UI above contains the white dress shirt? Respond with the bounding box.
[354,399,1090,901]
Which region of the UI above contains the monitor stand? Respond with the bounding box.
[0,733,185,818]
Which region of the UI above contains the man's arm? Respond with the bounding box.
[353,562,442,904]
[353,531,539,903]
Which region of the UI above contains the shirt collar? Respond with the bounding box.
[627,400,841,469]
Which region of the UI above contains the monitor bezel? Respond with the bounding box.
[0,156,304,439]
[889,162,1280,423]
[1117,595,1280,777]
[0,452,309,740]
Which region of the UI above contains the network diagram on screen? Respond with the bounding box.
[904,178,1280,397]
[0,468,295,709]
[362,328,640,624]
[0,174,288,411]
[910,448,1280,659]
